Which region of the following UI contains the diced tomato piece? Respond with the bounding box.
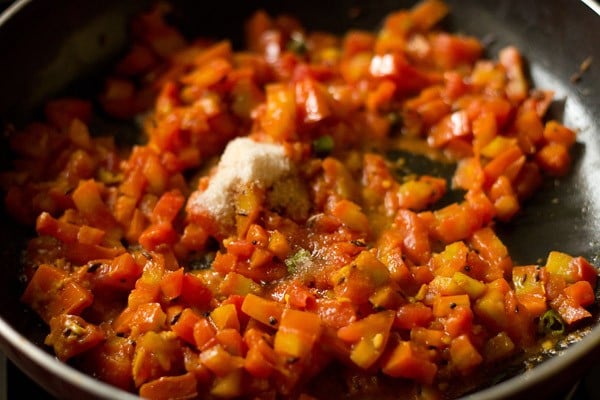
[499,46,528,103]
[551,293,592,326]
[543,120,576,147]
[241,293,284,328]
[160,268,184,301]
[381,341,437,384]
[469,227,512,280]
[370,53,433,94]
[395,209,431,265]
[337,310,395,369]
[180,273,213,308]
[244,337,277,378]
[21,264,93,323]
[193,317,217,350]
[93,253,143,292]
[71,179,117,229]
[81,335,134,390]
[180,58,232,88]
[45,314,105,361]
[410,0,449,31]
[536,142,571,176]
[395,303,433,330]
[139,372,198,400]
[429,203,482,244]
[172,308,202,345]
[545,252,598,287]
[151,190,185,224]
[295,76,331,123]
[432,294,470,318]
[315,298,357,329]
[211,303,241,331]
[274,309,322,359]
[114,303,167,337]
[44,98,92,131]
[431,33,482,70]
[131,331,184,387]
[564,281,595,308]
[260,83,297,141]
[215,328,245,356]
[198,344,244,377]
[449,334,483,374]
[512,265,547,317]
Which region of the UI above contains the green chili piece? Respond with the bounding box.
[312,135,334,157]
[188,252,216,270]
[387,111,401,128]
[286,33,307,55]
[538,309,565,336]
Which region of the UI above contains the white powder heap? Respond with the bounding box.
[186,137,293,228]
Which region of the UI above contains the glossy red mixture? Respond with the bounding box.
[2,1,597,399]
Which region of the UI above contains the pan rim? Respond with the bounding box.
[0,316,139,399]
[0,0,598,399]
[581,0,600,15]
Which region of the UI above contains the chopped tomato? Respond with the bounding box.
[7,1,596,399]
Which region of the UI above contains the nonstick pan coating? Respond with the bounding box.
[0,1,598,399]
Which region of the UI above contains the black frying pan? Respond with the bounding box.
[0,1,598,399]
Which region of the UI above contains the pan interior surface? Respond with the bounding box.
[0,1,598,399]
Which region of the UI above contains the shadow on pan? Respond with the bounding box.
[0,0,598,399]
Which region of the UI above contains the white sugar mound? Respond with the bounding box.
[187,137,292,227]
